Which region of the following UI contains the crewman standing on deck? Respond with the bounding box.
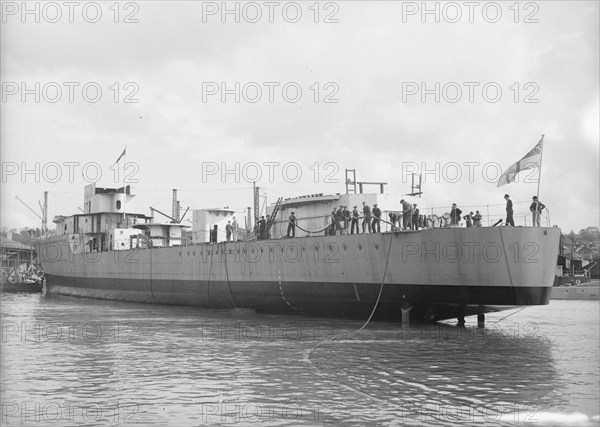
[258,216,266,239]
[265,215,271,239]
[530,196,546,227]
[331,208,339,235]
[450,203,462,226]
[504,194,514,226]
[351,206,360,234]
[400,199,412,230]
[362,202,372,233]
[336,206,345,234]
[388,212,398,231]
[287,212,297,237]
[372,204,381,233]
[343,206,351,234]
[463,212,473,228]
[232,217,238,241]
[225,221,232,241]
[412,204,420,230]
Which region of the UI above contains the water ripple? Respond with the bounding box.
[1,294,598,426]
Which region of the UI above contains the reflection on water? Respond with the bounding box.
[1,293,598,426]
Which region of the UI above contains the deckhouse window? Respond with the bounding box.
[116,200,122,210]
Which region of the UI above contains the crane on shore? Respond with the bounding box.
[15,192,48,236]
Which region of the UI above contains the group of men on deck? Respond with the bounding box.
[284,201,428,237]
[327,202,424,235]
[276,193,548,240]
[450,205,483,228]
[225,217,239,241]
[397,200,422,231]
[223,192,547,243]
[329,205,373,235]
[450,195,546,228]
[256,215,272,239]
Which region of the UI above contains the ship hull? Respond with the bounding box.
[38,227,561,322]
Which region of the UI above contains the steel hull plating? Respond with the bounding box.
[38,227,561,321]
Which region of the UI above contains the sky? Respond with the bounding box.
[1,0,598,233]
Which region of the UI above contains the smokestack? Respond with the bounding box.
[253,184,259,224]
[172,189,178,223]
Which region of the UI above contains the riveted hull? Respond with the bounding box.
[38,227,561,322]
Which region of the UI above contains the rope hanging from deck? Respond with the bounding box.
[357,234,395,331]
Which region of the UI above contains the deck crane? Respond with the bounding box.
[15,192,48,236]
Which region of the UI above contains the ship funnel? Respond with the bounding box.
[172,189,179,222]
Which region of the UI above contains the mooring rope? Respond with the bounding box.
[207,243,214,298]
[294,215,397,235]
[148,242,155,300]
[221,242,237,308]
[295,223,332,234]
[491,306,527,324]
[357,234,395,331]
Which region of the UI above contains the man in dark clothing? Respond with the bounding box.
[343,206,351,234]
[335,206,345,234]
[504,194,514,226]
[335,206,343,234]
[265,215,271,239]
[400,199,412,230]
[463,212,473,228]
[287,212,297,237]
[412,204,420,230]
[530,196,546,227]
[388,212,398,231]
[232,217,238,241]
[362,202,372,233]
[372,204,381,233]
[258,216,266,239]
[331,208,339,235]
[351,206,360,234]
[225,221,232,241]
[450,203,462,226]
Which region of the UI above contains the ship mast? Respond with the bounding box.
[122,148,127,226]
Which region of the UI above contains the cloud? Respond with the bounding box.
[1,1,598,232]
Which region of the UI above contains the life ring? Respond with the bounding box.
[441,213,451,227]
[427,215,441,228]
[575,279,581,285]
[426,215,436,228]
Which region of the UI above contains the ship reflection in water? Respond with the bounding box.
[1,293,598,426]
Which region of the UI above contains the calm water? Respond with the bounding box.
[1,292,598,426]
